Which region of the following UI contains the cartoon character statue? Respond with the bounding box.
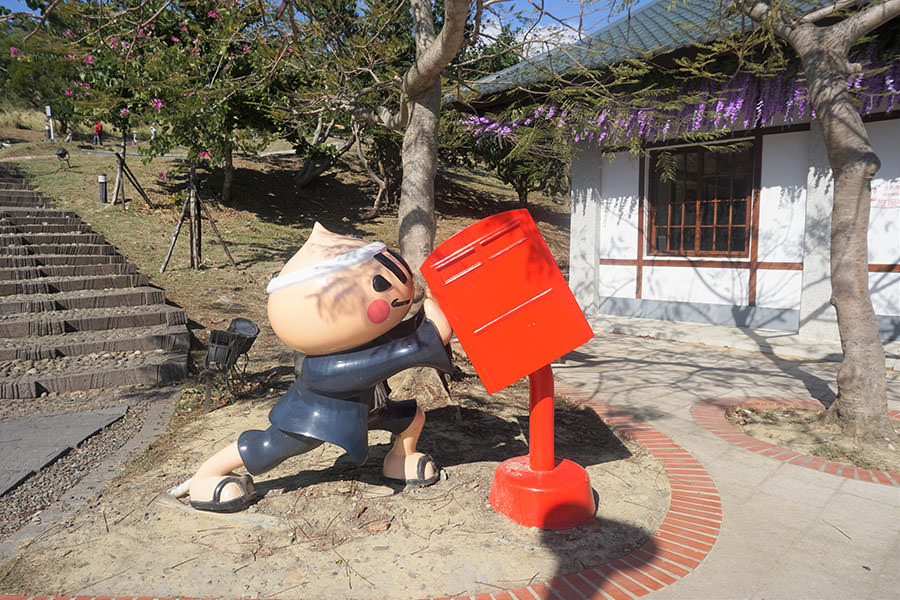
[187,223,454,512]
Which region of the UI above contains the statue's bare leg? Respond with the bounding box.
[188,442,252,504]
[382,407,437,484]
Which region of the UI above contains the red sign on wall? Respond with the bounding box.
[872,180,900,208]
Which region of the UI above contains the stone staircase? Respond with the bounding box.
[0,163,189,399]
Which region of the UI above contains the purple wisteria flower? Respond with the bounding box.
[462,55,895,149]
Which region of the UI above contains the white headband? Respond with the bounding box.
[266,242,386,294]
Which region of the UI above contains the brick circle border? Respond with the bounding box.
[0,382,722,600]
[691,397,900,487]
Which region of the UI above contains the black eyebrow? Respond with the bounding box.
[374,251,408,284]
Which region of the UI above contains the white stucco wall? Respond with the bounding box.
[756,269,803,310]
[870,272,900,316]
[597,152,640,259]
[757,131,808,263]
[597,265,637,298]
[643,266,749,306]
[569,145,603,313]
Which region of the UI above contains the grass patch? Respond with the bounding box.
[0,557,29,593]
[0,105,48,131]
[810,443,877,470]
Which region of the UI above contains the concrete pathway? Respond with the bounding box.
[0,406,127,495]
[553,317,900,599]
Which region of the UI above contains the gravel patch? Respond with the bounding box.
[0,384,179,538]
[0,400,150,537]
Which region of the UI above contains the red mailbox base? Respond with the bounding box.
[489,456,595,530]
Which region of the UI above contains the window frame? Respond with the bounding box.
[647,141,756,258]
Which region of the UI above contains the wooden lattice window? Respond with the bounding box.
[649,144,755,256]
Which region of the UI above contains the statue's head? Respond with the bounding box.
[266,223,414,355]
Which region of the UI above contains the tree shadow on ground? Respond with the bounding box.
[0,136,33,145]
[435,171,519,219]
[155,156,564,241]
[255,401,631,499]
[198,158,376,234]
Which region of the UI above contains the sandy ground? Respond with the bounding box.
[5,356,670,599]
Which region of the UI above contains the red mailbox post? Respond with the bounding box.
[421,209,595,529]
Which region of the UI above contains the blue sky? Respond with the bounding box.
[0,0,30,14]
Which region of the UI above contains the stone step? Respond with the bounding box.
[0,349,188,399]
[1,243,118,256]
[0,189,44,198]
[0,163,190,397]
[0,253,126,268]
[0,216,85,226]
[0,207,77,218]
[0,223,93,234]
[0,286,165,315]
[0,198,53,208]
[0,273,149,296]
[0,232,105,245]
[0,179,33,189]
[0,262,136,281]
[0,323,189,361]
[0,303,186,337]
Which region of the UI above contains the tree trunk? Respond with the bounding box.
[222,141,234,205]
[398,79,441,278]
[188,163,201,269]
[399,0,440,277]
[795,35,896,440]
[295,158,333,188]
[295,132,355,189]
[112,132,127,205]
[356,127,388,220]
[516,186,529,207]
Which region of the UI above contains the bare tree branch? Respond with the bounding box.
[22,0,61,43]
[833,0,900,41]
[402,0,470,98]
[735,0,793,38]
[798,0,859,23]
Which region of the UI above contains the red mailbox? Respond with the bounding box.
[422,209,595,529]
[421,209,593,393]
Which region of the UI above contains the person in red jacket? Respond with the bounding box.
[92,121,103,146]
